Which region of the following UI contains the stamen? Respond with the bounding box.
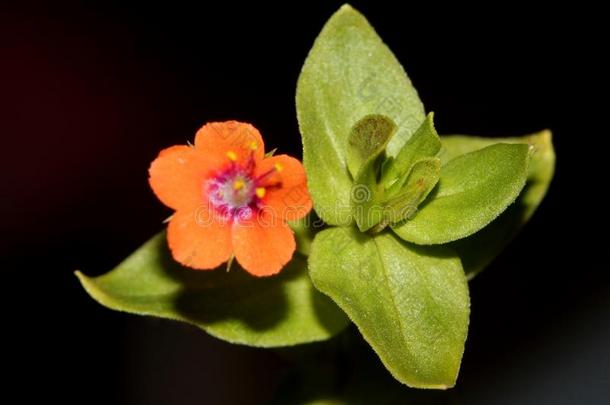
[255,187,266,198]
[245,148,256,172]
[233,179,245,190]
[226,151,237,161]
[257,164,282,182]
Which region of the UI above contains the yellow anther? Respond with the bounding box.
[233,179,245,190]
[249,141,258,150]
[226,151,237,161]
[255,187,266,198]
[274,163,283,172]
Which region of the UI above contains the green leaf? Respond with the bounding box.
[76,232,350,347]
[288,211,325,257]
[392,143,532,245]
[288,216,317,257]
[296,4,425,225]
[265,147,278,157]
[309,227,470,388]
[384,157,441,224]
[380,156,394,180]
[440,131,555,278]
[346,114,396,178]
[349,115,396,232]
[382,113,441,185]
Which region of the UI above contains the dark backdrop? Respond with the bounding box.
[1,1,606,404]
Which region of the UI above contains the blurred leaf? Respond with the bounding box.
[296,4,425,225]
[272,328,456,404]
[382,113,441,185]
[384,157,440,224]
[346,114,396,178]
[76,233,350,347]
[349,115,396,231]
[440,130,556,278]
[392,143,532,244]
[288,214,321,257]
[309,227,469,388]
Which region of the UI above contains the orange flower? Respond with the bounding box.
[149,121,312,276]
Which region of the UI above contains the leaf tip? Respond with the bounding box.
[333,3,367,24]
[527,129,555,157]
[425,111,441,142]
[426,110,435,123]
[75,270,97,298]
[338,3,356,13]
[75,270,117,312]
[74,270,87,285]
[539,128,553,140]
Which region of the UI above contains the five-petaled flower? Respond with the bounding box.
[149,121,312,276]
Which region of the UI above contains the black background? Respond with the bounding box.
[1,1,606,404]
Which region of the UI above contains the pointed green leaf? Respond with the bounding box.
[384,157,440,224]
[296,4,425,225]
[440,131,555,278]
[349,115,396,232]
[382,113,441,185]
[76,232,350,347]
[265,147,278,157]
[392,143,532,245]
[351,178,385,232]
[380,156,394,180]
[309,227,470,388]
[288,216,316,257]
[346,114,396,178]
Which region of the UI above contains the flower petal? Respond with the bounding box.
[195,121,265,165]
[149,145,217,211]
[255,155,312,221]
[167,208,232,270]
[232,215,296,276]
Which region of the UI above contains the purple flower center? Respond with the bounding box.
[206,168,261,220]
